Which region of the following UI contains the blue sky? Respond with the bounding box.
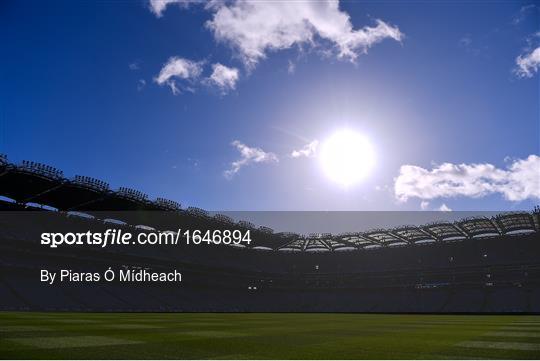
[1,0,539,211]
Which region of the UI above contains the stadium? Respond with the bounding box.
[2,0,539,358]
[0,155,539,359]
[1,154,540,313]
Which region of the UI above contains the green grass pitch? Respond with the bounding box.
[1,312,540,359]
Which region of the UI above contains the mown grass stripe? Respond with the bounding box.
[0,326,50,332]
[7,336,143,349]
[457,341,540,351]
[485,331,540,338]
[500,326,540,331]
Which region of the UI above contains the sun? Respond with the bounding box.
[319,129,375,186]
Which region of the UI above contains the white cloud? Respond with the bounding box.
[438,203,452,212]
[224,140,278,179]
[206,63,239,93]
[291,140,319,158]
[205,1,403,68]
[394,155,540,202]
[515,46,540,78]
[149,0,201,17]
[154,56,204,94]
[420,201,430,210]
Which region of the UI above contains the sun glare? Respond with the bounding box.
[319,130,375,186]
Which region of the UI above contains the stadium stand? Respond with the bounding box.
[0,155,539,312]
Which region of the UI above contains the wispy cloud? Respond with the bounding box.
[137,79,146,91]
[420,200,430,210]
[128,61,140,71]
[458,35,472,48]
[206,63,239,94]
[154,56,204,94]
[224,141,278,179]
[287,60,296,75]
[394,155,540,202]
[458,34,482,57]
[512,4,537,26]
[291,140,319,158]
[151,1,403,70]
